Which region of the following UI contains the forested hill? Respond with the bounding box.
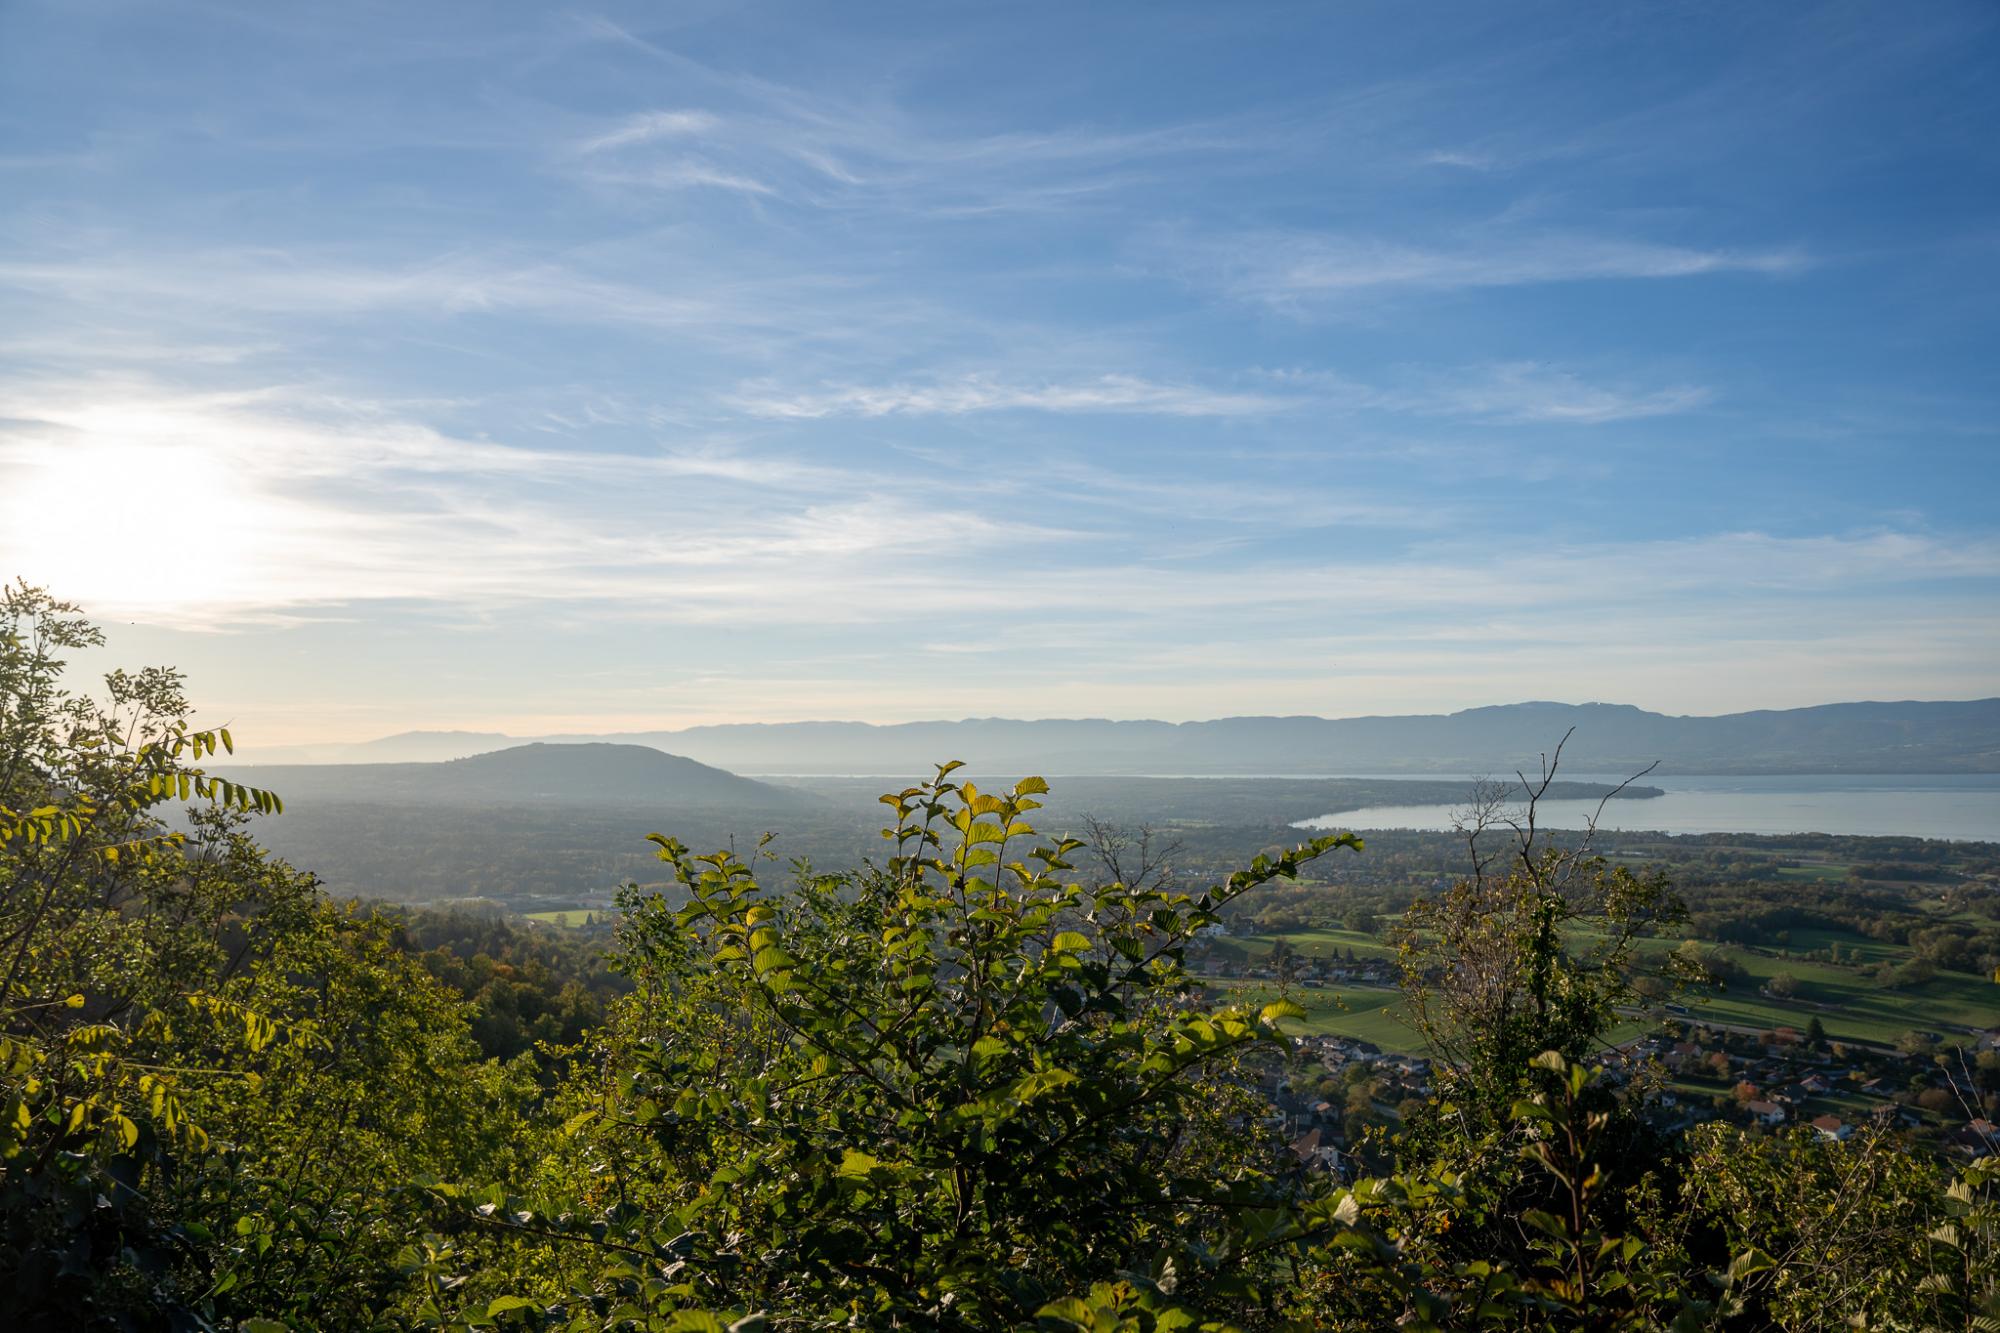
[237,698,2000,774]
[220,741,810,808]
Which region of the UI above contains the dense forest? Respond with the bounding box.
[5,580,1998,1330]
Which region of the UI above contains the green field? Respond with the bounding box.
[524,909,605,928]
[1203,978,1417,1049]
[1211,917,2000,1054]
[1770,927,1906,965]
[1773,863,1851,881]
[1209,927,1398,964]
[1635,938,1998,1046]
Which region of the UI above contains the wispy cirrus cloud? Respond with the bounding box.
[555,23,1274,217]
[578,161,777,195]
[570,108,778,194]
[0,243,947,372]
[1423,362,1710,424]
[1423,148,1501,170]
[1265,362,1713,425]
[1172,229,1810,310]
[732,361,1707,426]
[0,251,773,331]
[729,373,1289,419]
[577,109,720,154]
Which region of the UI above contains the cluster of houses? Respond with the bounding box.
[1246,1020,1999,1172]
[1611,1026,2000,1157]
[1258,1034,1436,1178]
[1200,923,2000,1167]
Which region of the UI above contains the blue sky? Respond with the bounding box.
[2,1,1996,745]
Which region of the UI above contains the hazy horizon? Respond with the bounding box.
[5,3,1997,745]
[234,694,2000,755]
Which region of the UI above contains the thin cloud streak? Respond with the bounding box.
[1177,230,1810,309]
[733,362,1708,426]
[730,373,1290,419]
[0,253,804,334]
[1263,363,1713,425]
[1429,364,1711,424]
[577,109,720,154]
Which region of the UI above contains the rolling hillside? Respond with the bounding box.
[222,742,809,808]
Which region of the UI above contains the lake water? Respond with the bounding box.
[1294,774,2000,842]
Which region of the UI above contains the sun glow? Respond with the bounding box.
[1,430,263,617]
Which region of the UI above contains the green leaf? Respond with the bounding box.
[664,1315,728,1333]
[836,1148,882,1178]
[1511,1099,1553,1128]
[1725,1246,1775,1284]
[1034,1297,1095,1327]
[486,1296,540,1316]
[1259,999,1308,1025]
[1520,1208,1567,1239]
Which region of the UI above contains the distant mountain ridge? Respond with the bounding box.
[226,698,2000,775]
[221,743,809,809]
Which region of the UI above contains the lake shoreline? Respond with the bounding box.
[1294,772,2000,843]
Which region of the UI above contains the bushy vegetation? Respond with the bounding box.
[4,582,1997,1329]
[0,583,533,1327]
[383,906,627,1066]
